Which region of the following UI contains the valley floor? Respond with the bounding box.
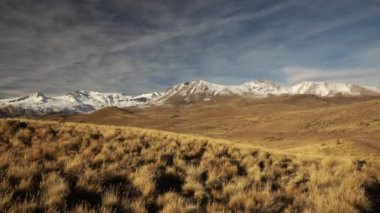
[53,95,380,159]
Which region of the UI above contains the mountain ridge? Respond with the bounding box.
[1,80,380,116]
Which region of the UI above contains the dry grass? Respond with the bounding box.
[0,118,379,212]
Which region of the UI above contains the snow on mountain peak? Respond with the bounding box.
[157,80,251,103]
[242,80,279,86]
[289,81,360,97]
[26,92,47,102]
[157,79,380,103]
[242,80,284,95]
[29,92,44,98]
[0,90,154,116]
[1,80,379,116]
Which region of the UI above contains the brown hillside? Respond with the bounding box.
[50,95,380,156]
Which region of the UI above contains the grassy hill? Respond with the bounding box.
[0,119,379,212]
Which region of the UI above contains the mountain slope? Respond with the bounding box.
[154,80,285,104]
[289,81,380,97]
[1,80,379,116]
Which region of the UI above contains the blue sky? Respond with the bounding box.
[0,0,380,97]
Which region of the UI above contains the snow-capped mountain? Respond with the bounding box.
[154,80,254,103]
[154,80,380,103]
[288,81,380,97]
[155,80,287,102]
[0,90,159,116]
[1,80,379,116]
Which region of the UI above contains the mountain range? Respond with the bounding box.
[1,80,380,116]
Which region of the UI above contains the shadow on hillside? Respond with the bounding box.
[365,180,380,213]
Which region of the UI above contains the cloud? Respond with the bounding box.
[282,66,380,84]
[0,0,380,98]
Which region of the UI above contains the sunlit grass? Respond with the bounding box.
[0,118,379,212]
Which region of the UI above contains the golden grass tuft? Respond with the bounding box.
[40,172,69,208]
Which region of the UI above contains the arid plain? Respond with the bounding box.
[56,95,380,158]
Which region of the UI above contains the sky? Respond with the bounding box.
[0,0,380,98]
